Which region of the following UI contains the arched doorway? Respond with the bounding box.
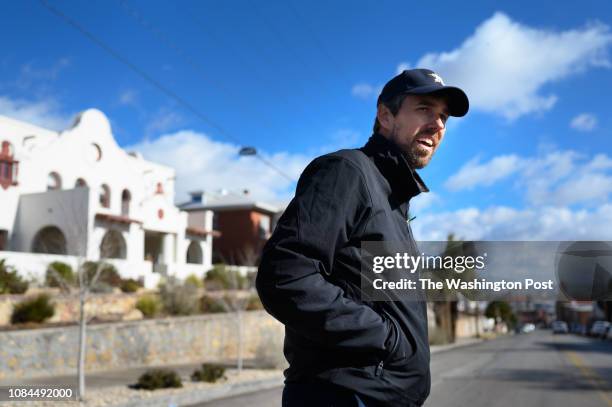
[186,241,203,264]
[32,226,67,254]
[100,230,127,259]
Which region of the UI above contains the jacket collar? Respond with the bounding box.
[360,133,429,202]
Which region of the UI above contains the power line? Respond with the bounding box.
[38,0,295,183]
[285,0,347,77]
[117,0,279,134]
[247,0,329,91]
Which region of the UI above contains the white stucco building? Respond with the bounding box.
[0,109,215,288]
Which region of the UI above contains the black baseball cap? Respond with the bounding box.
[377,69,469,117]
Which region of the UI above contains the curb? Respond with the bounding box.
[430,338,485,354]
[112,376,284,407]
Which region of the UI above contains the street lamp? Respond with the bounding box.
[239,146,257,156]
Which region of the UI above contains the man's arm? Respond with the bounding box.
[256,154,395,358]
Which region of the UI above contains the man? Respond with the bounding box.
[256,69,469,407]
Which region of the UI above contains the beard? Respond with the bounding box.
[405,141,433,169]
[391,126,436,169]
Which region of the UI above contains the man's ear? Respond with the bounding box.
[377,104,394,133]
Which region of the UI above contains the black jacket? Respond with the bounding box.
[256,133,431,406]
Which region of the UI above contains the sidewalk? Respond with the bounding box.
[2,338,488,406]
[430,336,486,354]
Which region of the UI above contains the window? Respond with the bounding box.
[258,215,270,238]
[186,241,203,264]
[121,189,131,216]
[32,226,67,254]
[99,184,111,208]
[0,230,7,251]
[90,143,102,162]
[100,230,127,259]
[47,172,62,190]
[0,141,18,190]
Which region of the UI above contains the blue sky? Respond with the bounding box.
[1,0,611,240]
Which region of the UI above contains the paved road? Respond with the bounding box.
[193,330,612,407]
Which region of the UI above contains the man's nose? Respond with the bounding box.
[428,116,445,132]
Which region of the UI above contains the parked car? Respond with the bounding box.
[521,323,536,333]
[590,321,611,338]
[552,320,569,334]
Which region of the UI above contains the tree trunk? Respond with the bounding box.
[237,310,243,374]
[78,291,87,400]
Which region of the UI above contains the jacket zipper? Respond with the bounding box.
[375,360,384,377]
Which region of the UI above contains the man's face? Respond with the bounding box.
[378,94,449,169]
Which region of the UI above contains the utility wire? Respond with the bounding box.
[170,1,308,117]
[285,0,347,77]
[117,0,278,134]
[247,0,328,91]
[38,0,295,182]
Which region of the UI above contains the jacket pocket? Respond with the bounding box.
[381,309,414,366]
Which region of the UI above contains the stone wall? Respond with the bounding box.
[0,311,284,380]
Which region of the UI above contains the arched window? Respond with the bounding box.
[32,226,67,254]
[0,141,18,189]
[186,241,203,264]
[121,189,131,216]
[47,172,62,190]
[100,230,127,259]
[75,178,87,188]
[99,184,111,208]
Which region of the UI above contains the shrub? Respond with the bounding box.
[45,261,75,288]
[200,295,226,313]
[133,369,182,390]
[204,264,247,290]
[185,273,204,288]
[245,294,264,311]
[191,364,226,383]
[11,294,55,324]
[0,259,28,294]
[136,295,161,318]
[120,278,142,293]
[83,261,122,292]
[159,278,199,316]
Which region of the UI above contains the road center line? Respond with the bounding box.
[564,351,612,407]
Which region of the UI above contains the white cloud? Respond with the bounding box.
[445,150,612,207]
[410,192,440,214]
[418,13,611,119]
[445,154,522,191]
[15,58,71,90]
[118,89,138,106]
[411,204,612,240]
[355,13,611,118]
[127,130,310,205]
[351,83,382,100]
[317,128,362,154]
[396,62,411,74]
[0,95,72,130]
[144,108,184,136]
[570,113,598,131]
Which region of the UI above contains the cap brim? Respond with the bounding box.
[407,85,469,117]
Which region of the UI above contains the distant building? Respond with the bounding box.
[0,109,215,287]
[179,190,281,265]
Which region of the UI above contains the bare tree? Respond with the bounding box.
[211,248,259,374]
[41,190,125,401]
